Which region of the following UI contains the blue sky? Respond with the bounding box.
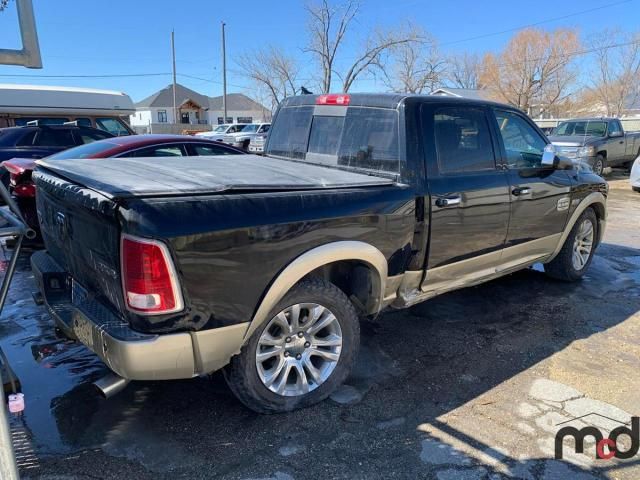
[0,0,638,102]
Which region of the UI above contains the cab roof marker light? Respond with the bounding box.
[316,94,351,106]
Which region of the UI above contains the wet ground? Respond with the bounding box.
[0,172,639,479]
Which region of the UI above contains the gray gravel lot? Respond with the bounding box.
[0,173,639,480]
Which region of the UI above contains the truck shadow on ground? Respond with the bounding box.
[10,242,640,478]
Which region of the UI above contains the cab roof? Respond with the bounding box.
[280,93,516,110]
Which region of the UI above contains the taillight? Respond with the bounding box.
[13,181,36,198]
[316,94,350,105]
[120,235,184,315]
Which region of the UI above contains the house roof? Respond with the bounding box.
[136,84,210,109]
[135,84,266,112]
[430,88,489,101]
[208,93,266,112]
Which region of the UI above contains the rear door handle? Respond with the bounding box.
[435,195,462,208]
[512,186,532,196]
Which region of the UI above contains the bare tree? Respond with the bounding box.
[588,30,640,117]
[306,0,359,93]
[446,53,481,90]
[0,0,11,12]
[306,0,421,93]
[383,26,445,94]
[237,46,300,111]
[479,28,579,116]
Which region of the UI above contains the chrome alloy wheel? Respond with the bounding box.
[256,303,343,397]
[572,219,594,271]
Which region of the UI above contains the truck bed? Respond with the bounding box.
[35,154,394,200]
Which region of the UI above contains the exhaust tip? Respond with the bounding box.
[94,373,130,398]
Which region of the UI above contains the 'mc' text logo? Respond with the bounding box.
[555,416,639,460]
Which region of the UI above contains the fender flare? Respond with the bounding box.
[547,192,607,262]
[243,241,388,341]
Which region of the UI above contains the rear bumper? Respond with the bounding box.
[30,250,196,380]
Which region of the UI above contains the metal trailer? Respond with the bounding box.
[0,184,36,480]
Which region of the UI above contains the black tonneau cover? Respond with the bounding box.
[35,154,394,200]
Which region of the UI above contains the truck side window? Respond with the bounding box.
[609,121,622,136]
[494,110,546,169]
[433,107,496,174]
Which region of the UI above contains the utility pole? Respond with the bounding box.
[221,21,227,123]
[171,29,177,125]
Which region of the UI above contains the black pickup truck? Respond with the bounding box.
[31,93,607,413]
[548,117,640,176]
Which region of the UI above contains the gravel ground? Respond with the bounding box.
[0,172,638,480]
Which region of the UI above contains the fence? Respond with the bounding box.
[132,123,213,135]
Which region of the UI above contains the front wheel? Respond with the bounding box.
[544,208,598,281]
[592,155,605,176]
[224,279,360,413]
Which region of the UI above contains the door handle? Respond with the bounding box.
[435,195,462,208]
[512,186,532,196]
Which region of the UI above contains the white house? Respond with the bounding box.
[130,84,269,132]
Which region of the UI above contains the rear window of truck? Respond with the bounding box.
[266,106,401,174]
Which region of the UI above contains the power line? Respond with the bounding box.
[439,0,635,47]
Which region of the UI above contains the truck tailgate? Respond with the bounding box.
[33,168,125,313]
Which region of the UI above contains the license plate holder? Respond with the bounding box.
[71,280,94,349]
[71,278,88,305]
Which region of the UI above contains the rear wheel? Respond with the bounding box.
[224,278,359,413]
[544,208,598,281]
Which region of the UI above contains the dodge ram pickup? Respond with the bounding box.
[548,117,640,176]
[31,93,608,413]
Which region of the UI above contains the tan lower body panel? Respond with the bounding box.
[191,322,250,375]
[392,233,562,308]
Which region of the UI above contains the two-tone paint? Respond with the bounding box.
[31,94,607,382]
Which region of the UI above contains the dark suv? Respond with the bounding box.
[0,124,115,187]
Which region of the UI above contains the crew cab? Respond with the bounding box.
[31,93,607,413]
[195,123,248,142]
[222,123,270,150]
[548,117,640,175]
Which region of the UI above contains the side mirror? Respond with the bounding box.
[541,145,556,167]
[609,130,623,138]
[541,144,574,170]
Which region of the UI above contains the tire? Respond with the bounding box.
[592,155,605,176]
[224,278,360,414]
[544,208,598,282]
[242,139,250,150]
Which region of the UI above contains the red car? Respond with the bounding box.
[3,134,245,237]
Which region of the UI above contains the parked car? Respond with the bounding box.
[31,93,607,414]
[0,84,134,135]
[195,123,248,142]
[248,132,268,154]
[548,118,640,176]
[0,124,115,189]
[222,123,270,150]
[539,126,555,136]
[4,134,244,236]
[631,155,640,192]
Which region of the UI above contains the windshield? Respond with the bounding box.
[214,125,228,133]
[553,121,607,137]
[241,124,259,133]
[266,106,401,175]
[47,140,120,159]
